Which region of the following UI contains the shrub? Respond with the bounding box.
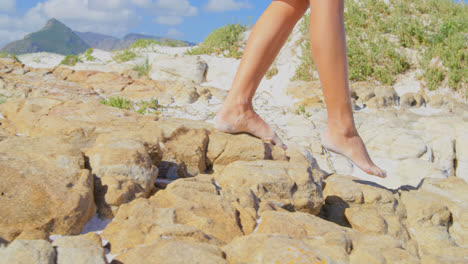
[133,58,150,77]
[0,98,6,105]
[293,0,466,89]
[60,55,81,66]
[113,49,137,63]
[136,98,159,114]
[130,39,162,50]
[0,52,20,62]
[265,65,279,79]
[186,22,247,58]
[83,48,96,62]
[100,97,132,110]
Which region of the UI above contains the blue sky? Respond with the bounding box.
[0,0,466,48]
[0,0,271,47]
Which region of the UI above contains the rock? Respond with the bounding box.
[401,190,458,255]
[102,175,243,254]
[0,137,95,242]
[85,132,160,218]
[159,126,208,179]
[256,210,350,238]
[52,235,107,264]
[345,207,388,235]
[366,86,399,109]
[0,240,55,264]
[223,233,332,264]
[418,177,468,247]
[349,248,386,264]
[363,128,427,160]
[455,124,468,183]
[400,92,426,108]
[149,55,207,84]
[394,158,447,187]
[322,175,410,244]
[85,72,133,96]
[207,132,275,166]
[214,160,324,215]
[114,239,227,264]
[351,81,376,102]
[52,67,75,80]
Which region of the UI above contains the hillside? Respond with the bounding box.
[75,32,194,51]
[1,19,90,55]
[73,31,120,51]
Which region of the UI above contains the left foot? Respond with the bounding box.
[214,103,287,149]
[322,129,386,178]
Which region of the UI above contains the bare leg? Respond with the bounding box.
[215,0,309,149]
[308,0,386,177]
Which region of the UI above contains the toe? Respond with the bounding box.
[370,166,387,178]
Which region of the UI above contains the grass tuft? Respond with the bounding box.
[100,97,132,110]
[133,58,150,77]
[0,52,20,62]
[113,49,137,63]
[83,48,96,62]
[186,22,248,59]
[60,55,81,66]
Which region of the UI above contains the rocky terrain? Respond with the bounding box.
[0,14,468,264]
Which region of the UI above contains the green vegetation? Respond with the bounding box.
[60,55,81,66]
[135,98,160,114]
[100,97,132,110]
[265,65,279,80]
[0,98,6,105]
[164,40,189,47]
[0,52,20,62]
[129,38,188,50]
[83,48,96,62]
[113,49,137,62]
[293,0,467,90]
[130,39,162,50]
[186,22,248,58]
[99,97,163,115]
[133,58,150,77]
[295,105,311,117]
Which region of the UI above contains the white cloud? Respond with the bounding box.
[0,0,15,13]
[154,15,183,25]
[149,0,197,25]
[166,28,183,39]
[204,0,252,12]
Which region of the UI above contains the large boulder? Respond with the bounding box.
[114,239,226,264]
[0,137,95,242]
[0,240,55,264]
[85,132,160,218]
[214,160,324,215]
[102,175,244,254]
[149,55,207,84]
[52,234,107,264]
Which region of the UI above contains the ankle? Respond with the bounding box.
[326,125,358,139]
[221,98,253,113]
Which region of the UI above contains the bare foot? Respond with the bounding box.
[322,129,386,178]
[215,104,287,149]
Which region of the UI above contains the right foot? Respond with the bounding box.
[215,105,287,149]
[322,129,386,178]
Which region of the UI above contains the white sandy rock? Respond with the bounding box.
[0,240,55,264]
[150,55,207,83]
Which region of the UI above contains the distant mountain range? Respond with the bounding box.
[1,18,195,55]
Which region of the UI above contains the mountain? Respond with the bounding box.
[76,32,196,51]
[1,18,90,55]
[73,31,120,51]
